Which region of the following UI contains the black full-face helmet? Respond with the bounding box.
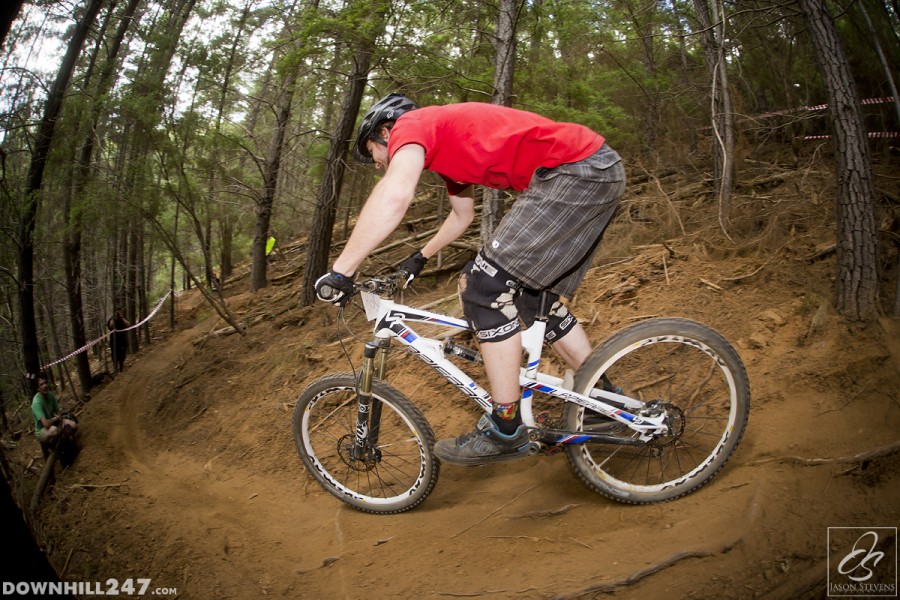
[353,93,418,163]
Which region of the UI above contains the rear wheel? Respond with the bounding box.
[293,373,439,514]
[563,318,750,504]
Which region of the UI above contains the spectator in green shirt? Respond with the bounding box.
[31,377,77,446]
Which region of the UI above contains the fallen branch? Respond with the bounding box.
[189,406,208,422]
[371,227,440,256]
[60,547,74,577]
[720,263,768,283]
[68,482,129,490]
[487,535,552,542]
[509,503,581,519]
[803,242,836,262]
[700,278,723,291]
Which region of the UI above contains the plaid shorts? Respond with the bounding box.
[482,144,625,298]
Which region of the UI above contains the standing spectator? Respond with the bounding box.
[266,235,277,264]
[107,310,131,373]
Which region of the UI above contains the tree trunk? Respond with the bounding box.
[624,0,660,157]
[481,0,517,246]
[857,1,900,316]
[212,3,252,282]
[17,0,104,389]
[126,219,139,353]
[137,222,150,344]
[797,0,879,321]
[693,0,735,236]
[300,0,389,306]
[169,202,180,330]
[0,0,26,49]
[0,462,71,594]
[251,66,297,292]
[64,0,141,393]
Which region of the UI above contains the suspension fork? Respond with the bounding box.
[352,339,391,461]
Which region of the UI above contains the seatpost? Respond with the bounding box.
[536,289,552,321]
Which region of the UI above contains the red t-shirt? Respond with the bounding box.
[387,103,604,194]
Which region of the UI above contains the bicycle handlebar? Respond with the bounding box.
[353,272,407,297]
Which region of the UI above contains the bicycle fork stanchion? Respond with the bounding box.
[352,343,379,462]
[368,340,391,453]
[352,340,391,463]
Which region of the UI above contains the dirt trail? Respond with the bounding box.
[17,161,900,599]
[32,262,900,600]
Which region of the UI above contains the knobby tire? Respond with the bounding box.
[293,373,439,514]
[564,317,750,504]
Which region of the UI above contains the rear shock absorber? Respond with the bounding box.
[442,338,482,363]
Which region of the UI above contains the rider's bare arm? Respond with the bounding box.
[421,186,475,259]
[333,144,426,276]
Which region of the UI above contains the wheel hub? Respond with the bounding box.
[337,435,381,471]
[647,402,685,448]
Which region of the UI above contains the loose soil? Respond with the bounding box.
[9,157,900,599]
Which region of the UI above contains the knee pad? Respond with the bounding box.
[459,255,521,342]
[516,289,578,344]
[544,300,578,343]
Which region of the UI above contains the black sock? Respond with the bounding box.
[491,402,522,435]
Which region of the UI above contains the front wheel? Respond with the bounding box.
[293,373,439,514]
[563,318,750,504]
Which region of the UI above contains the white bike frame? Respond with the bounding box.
[360,291,669,441]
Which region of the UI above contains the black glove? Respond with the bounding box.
[315,270,355,304]
[398,251,428,287]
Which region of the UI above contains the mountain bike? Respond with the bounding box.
[292,274,750,514]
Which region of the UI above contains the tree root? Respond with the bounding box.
[759,531,897,600]
[451,485,535,539]
[508,503,581,519]
[747,440,900,469]
[551,535,743,599]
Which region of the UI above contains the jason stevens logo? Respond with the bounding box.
[828,527,897,597]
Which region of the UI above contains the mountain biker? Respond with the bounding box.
[32,377,78,452]
[315,94,626,465]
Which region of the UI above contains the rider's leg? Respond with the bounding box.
[39,426,59,458]
[433,260,531,465]
[479,333,523,406]
[517,291,591,371]
[457,257,526,435]
[551,322,592,370]
[479,333,525,435]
